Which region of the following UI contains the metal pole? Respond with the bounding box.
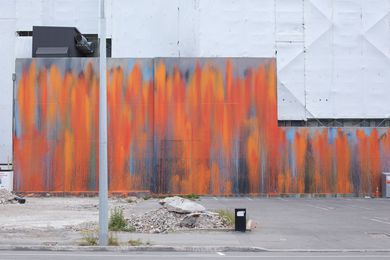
[98,0,108,246]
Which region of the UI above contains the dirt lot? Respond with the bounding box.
[0,197,121,245]
[1,196,390,250]
[0,196,232,246]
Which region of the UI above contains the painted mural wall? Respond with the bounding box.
[14,58,390,195]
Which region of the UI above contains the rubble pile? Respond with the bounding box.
[71,196,232,233]
[127,196,231,233]
[0,189,15,204]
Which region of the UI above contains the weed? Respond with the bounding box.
[125,197,138,203]
[128,238,143,246]
[108,232,119,246]
[216,209,235,226]
[125,225,136,232]
[109,207,134,232]
[127,238,152,246]
[79,230,98,246]
[180,193,200,200]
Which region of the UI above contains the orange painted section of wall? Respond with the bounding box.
[14,61,99,192]
[13,58,390,195]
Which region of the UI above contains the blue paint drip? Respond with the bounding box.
[249,103,257,118]
[328,128,337,144]
[14,103,22,138]
[346,131,355,143]
[364,128,372,136]
[142,64,153,82]
[127,60,135,74]
[290,146,297,178]
[129,144,135,176]
[286,128,295,142]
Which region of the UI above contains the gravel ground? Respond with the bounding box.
[0,196,233,246]
[0,189,16,204]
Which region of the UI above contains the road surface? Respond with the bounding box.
[0,251,390,260]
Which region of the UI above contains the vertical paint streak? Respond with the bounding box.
[335,129,351,193]
[294,130,307,193]
[369,129,381,194]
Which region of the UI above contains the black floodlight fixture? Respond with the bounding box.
[75,33,95,55]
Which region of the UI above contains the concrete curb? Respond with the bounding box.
[266,249,390,253]
[1,245,390,253]
[0,245,267,252]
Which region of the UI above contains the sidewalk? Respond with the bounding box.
[0,196,389,251]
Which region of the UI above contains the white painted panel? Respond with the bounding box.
[277,42,306,120]
[15,37,32,58]
[106,0,113,37]
[305,0,390,118]
[276,0,303,42]
[198,0,275,57]
[16,0,103,35]
[0,0,15,19]
[331,0,364,118]
[41,0,99,34]
[0,20,15,107]
[0,19,15,162]
[304,0,333,118]
[0,105,13,163]
[177,0,199,57]
[112,0,179,58]
[361,43,390,117]
[15,0,43,30]
[361,0,390,118]
[276,0,305,120]
[304,0,333,46]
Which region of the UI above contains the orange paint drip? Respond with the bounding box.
[294,130,308,193]
[335,129,351,193]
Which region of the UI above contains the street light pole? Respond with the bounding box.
[98,0,108,246]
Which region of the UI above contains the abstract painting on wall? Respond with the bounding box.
[13,58,390,195]
[152,58,277,194]
[14,59,100,192]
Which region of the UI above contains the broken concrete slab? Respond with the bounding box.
[159,196,205,214]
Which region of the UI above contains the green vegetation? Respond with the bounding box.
[108,232,119,246]
[216,209,235,226]
[109,207,135,232]
[80,229,130,246]
[180,193,200,200]
[144,194,200,200]
[109,207,127,231]
[128,238,152,246]
[79,230,98,246]
[128,238,143,246]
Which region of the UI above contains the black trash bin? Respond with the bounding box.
[235,208,246,232]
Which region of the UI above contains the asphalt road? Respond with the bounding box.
[0,251,390,260]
